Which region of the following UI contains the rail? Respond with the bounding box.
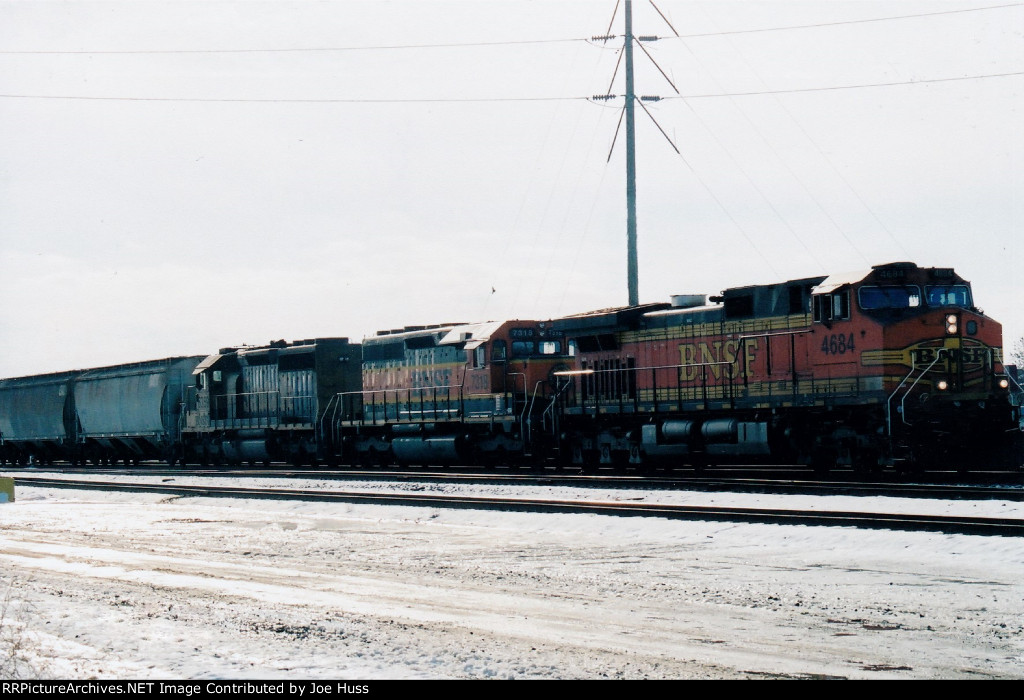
[14,475,1024,537]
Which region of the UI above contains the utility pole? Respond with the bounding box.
[598,1,677,306]
[624,0,639,307]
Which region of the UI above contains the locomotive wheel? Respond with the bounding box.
[577,450,599,474]
[811,448,836,476]
[484,446,505,471]
[851,448,880,477]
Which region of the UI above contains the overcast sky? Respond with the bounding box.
[1,0,1021,376]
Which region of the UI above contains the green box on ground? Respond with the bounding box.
[0,476,14,503]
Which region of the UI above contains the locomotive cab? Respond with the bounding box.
[810,262,1016,468]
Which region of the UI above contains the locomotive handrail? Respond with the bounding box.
[899,352,946,426]
[737,330,807,387]
[560,360,736,413]
[354,382,464,395]
[1006,370,1024,395]
[504,371,529,434]
[565,364,733,374]
[334,383,471,425]
[318,393,343,458]
[540,376,575,438]
[884,352,946,434]
[524,380,547,450]
[212,389,317,427]
[886,362,919,438]
[736,328,812,340]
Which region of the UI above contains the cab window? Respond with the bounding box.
[925,285,971,308]
[539,340,562,355]
[859,285,921,310]
[512,341,535,357]
[813,291,850,322]
[492,340,507,362]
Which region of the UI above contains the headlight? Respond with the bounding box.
[937,380,949,391]
[944,313,958,335]
[999,378,1010,389]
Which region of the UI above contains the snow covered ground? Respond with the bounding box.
[1,474,1022,679]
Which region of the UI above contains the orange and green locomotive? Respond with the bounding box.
[548,262,1019,472]
[320,319,571,466]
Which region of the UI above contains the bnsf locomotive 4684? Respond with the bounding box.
[1,262,1020,473]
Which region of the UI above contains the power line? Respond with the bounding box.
[664,2,1024,39]
[0,37,589,55]
[1,70,1019,105]
[662,70,1024,99]
[0,93,589,104]
[2,3,1019,55]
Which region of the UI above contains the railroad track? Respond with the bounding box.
[7,466,1024,502]
[12,475,1024,537]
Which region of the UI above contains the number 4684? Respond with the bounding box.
[821,333,855,355]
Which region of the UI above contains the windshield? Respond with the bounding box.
[859,285,921,310]
[925,285,972,308]
[511,340,563,358]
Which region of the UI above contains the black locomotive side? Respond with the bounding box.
[181,338,361,466]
